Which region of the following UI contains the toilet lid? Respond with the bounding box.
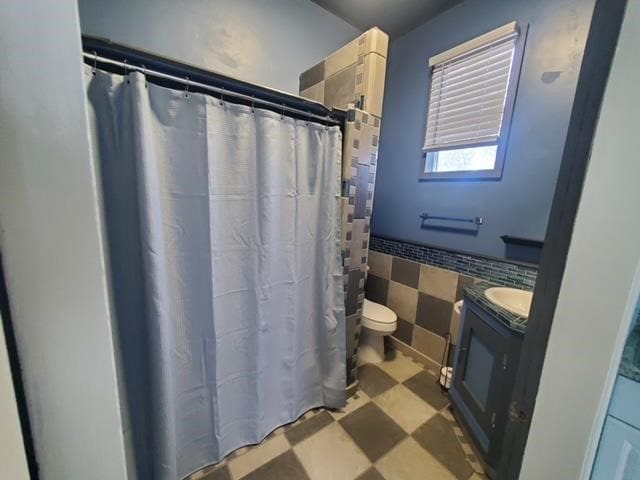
[363,299,397,324]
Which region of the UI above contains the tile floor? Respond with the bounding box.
[189,350,485,480]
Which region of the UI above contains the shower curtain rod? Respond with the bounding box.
[82,35,345,127]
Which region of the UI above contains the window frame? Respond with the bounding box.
[420,24,529,181]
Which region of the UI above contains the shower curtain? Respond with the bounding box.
[84,66,346,479]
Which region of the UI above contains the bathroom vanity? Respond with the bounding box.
[449,282,529,478]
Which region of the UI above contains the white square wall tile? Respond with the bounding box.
[412,325,446,364]
[300,81,324,104]
[387,281,418,323]
[419,264,459,302]
[324,39,358,78]
[368,251,392,279]
[324,64,357,111]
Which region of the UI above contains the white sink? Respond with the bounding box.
[484,287,533,318]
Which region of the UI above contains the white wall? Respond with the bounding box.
[0,314,29,480]
[0,1,128,479]
[77,0,361,94]
[520,2,640,478]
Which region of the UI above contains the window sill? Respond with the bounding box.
[419,169,503,181]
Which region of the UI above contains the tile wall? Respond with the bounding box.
[366,239,538,366]
[370,236,537,289]
[299,28,388,117]
[299,26,538,381]
[341,110,381,386]
[299,27,389,387]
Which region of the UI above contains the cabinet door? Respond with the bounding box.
[452,305,507,450]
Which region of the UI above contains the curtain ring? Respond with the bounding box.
[92,50,97,75]
[123,59,129,83]
[142,64,147,88]
[219,87,224,106]
[306,111,311,126]
[184,76,190,98]
[251,95,255,114]
[281,104,285,120]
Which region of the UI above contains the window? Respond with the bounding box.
[421,22,525,180]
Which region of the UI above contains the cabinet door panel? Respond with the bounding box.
[463,330,495,410]
[453,305,507,440]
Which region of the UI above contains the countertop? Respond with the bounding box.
[463,281,529,334]
[464,282,640,382]
[620,324,640,383]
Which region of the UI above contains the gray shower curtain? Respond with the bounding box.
[84,66,346,479]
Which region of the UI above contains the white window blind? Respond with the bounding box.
[423,25,518,152]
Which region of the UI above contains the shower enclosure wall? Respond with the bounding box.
[299,27,389,386]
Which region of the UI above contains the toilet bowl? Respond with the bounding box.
[358,299,397,364]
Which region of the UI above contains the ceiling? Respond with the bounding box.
[310,0,463,39]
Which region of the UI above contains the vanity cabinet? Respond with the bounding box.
[449,297,523,478]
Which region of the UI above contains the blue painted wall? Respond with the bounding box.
[78,0,361,94]
[371,0,596,260]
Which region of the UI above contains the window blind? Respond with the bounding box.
[423,29,518,152]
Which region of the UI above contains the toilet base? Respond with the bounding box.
[358,327,387,365]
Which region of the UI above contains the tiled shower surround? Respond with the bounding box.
[341,110,380,384]
[340,110,380,386]
[367,238,538,365]
[299,27,388,117]
[299,27,389,386]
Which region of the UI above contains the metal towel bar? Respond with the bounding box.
[420,213,484,225]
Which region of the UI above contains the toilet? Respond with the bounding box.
[359,299,398,364]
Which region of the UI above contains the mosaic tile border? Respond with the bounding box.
[370,236,537,289]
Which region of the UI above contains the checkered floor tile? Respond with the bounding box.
[189,350,485,480]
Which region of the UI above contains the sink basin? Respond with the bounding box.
[484,287,533,318]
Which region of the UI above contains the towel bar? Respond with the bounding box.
[419,213,484,225]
